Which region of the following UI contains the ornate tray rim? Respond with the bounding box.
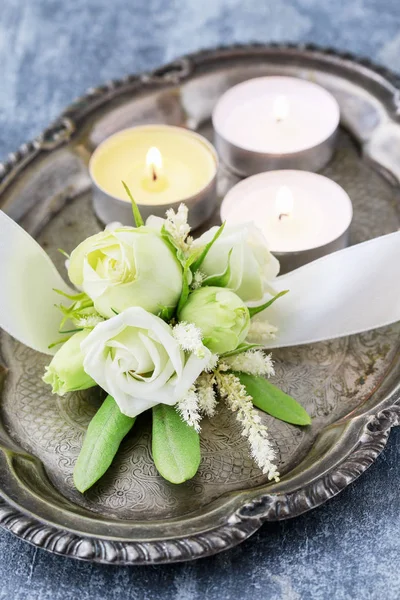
[0,43,399,565]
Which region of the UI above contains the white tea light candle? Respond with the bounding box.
[220,171,353,273]
[90,125,218,228]
[213,77,340,176]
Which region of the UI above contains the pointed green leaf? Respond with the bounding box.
[160,225,187,267]
[73,395,136,493]
[152,404,201,484]
[248,290,289,318]
[177,253,198,314]
[122,181,144,227]
[236,372,311,426]
[191,222,225,273]
[202,248,233,287]
[221,342,262,358]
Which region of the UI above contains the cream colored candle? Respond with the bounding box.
[220,170,353,272]
[90,125,217,206]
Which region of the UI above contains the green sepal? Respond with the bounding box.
[152,404,201,484]
[157,305,176,322]
[53,288,87,302]
[177,253,198,315]
[235,372,311,426]
[73,395,136,493]
[248,290,289,318]
[160,224,187,267]
[190,222,225,273]
[221,342,262,358]
[57,248,70,259]
[122,181,144,228]
[202,248,233,287]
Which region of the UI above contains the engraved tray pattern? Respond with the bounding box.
[0,44,399,564]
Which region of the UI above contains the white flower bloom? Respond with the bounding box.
[68,227,182,318]
[192,223,279,302]
[196,373,217,417]
[81,307,211,418]
[177,386,201,432]
[223,350,275,378]
[217,372,279,481]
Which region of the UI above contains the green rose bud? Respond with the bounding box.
[178,287,250,354]
[43,330,96,396]
[68,227,182,318]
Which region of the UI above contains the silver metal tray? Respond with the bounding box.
[0,44,399,565]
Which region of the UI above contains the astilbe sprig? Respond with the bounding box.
[216,370,279,481]
[173,321,207,358]
[176,386,202,432]
[164,203,193,252]
[222,349,275,377]
[196,372,218,417]
[246,319,278,343]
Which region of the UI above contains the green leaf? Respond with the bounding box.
[202,248,233,287]
[73,395,136,493]
[177,253,198,315]
[248,290,289,318]
[221,342,262,358]
[122,181,144,227]
[160,224,187,267]
[152,404,201,484]
[157,305,176,321]
[191,222,225,273]
[236,372,311,426]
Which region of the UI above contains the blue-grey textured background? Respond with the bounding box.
[1,1,400,598]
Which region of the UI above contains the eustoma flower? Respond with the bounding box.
[192,223,279,302]
[68,227,182,318]
[43,330,96,395]
[178,287,250,354]
[80,307,211,418]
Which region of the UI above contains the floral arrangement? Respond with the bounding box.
[42,184,311,492]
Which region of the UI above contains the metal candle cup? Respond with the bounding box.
[90,125,218,229]
[220,171,353,274]
[212,77,340,177]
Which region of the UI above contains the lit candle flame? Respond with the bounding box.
[146,146,163,181]
[273,94,289,122]
[276,186,294,220]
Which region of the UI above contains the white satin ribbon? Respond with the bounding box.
[0,211,74,355]
[263,231,400,348]
[0,210,399,355]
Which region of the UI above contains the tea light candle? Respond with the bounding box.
[213,77,340,177]
[220,171,353,273]
[90,125,218,228]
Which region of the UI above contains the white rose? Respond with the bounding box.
[81,307,211,418]
[68,227,182,318]
[192,223,280,302]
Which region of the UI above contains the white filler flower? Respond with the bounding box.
[81,307,211,418]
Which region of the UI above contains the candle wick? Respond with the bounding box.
[278,213,289,221]
[151,165,157,182]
